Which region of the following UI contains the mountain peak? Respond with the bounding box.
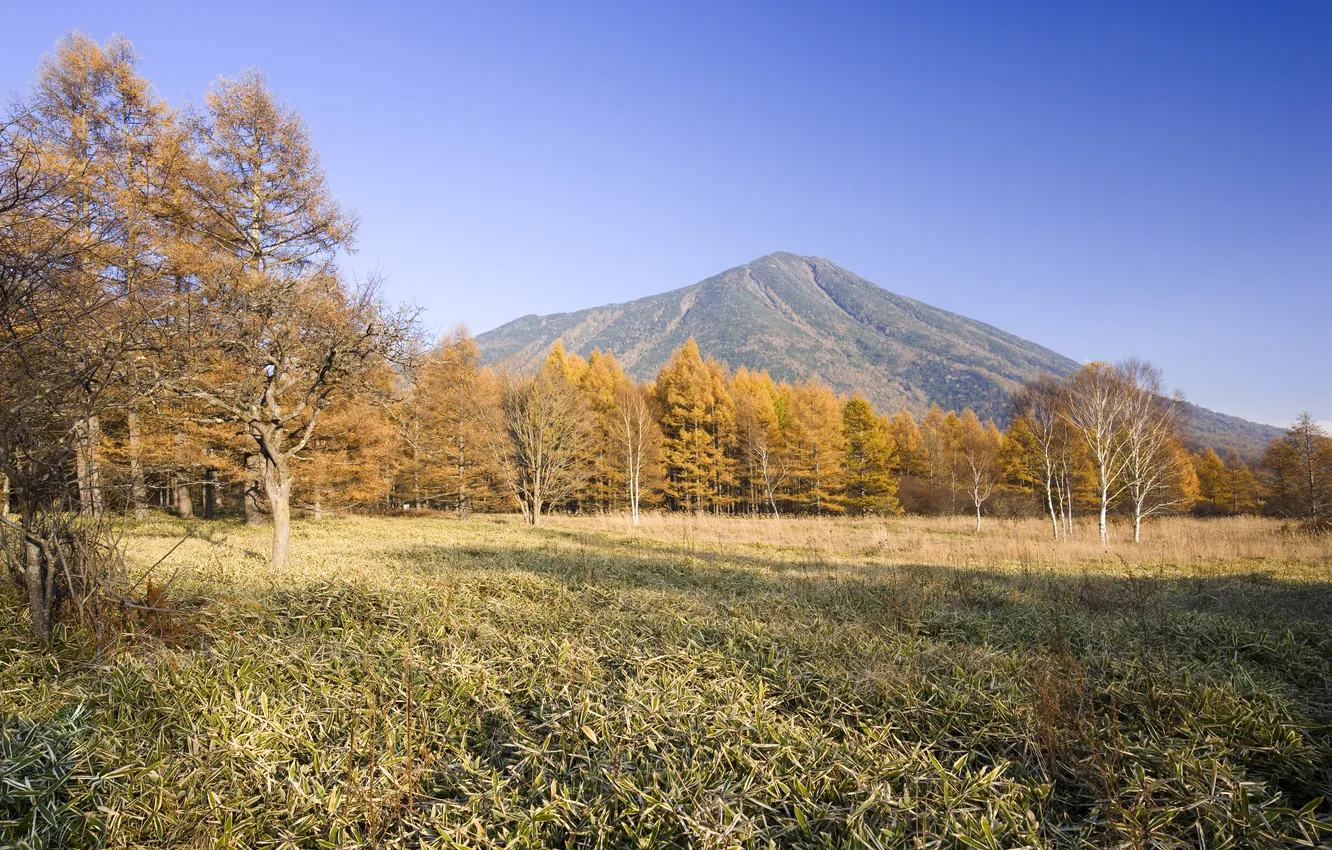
[476,256,1280,456]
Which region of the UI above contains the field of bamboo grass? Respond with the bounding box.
[3,513,1330,848]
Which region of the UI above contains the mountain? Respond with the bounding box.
[476,252,1281,457]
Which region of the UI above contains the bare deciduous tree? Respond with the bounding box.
[1013,376,1074,540]
[954,411,1001,532]
[1119,359,1189,542]
[490,372,591,526]
[1062,362,1134,544]
[615,385,659,526]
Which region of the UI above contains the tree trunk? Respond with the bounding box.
[1,474,9,516]
[1045,475,1059,541]
[127,408,149,519]
[244,454,265,526]
[76,417,104,515]
[1098,491,1109,544]
[26,535,51,643]
[1133,510,1142,543]
[976,502,982,532]
[173,433,193,519]
[1063,469,1075,539]
[457,440,468,519]
[264,457,293,569]
[203,468,217,520]
[175,474,194,519]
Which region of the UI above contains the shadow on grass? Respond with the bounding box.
[386,529,1332,713]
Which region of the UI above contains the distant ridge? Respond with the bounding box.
[477,252,1281,457]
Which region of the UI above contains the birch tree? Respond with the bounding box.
[1118,359,1190,542]
[1012,376,1071,540]
[955,410,1002,531]
[732,367,785,516]
[1062,362,1133,544]
[615,384,660,526]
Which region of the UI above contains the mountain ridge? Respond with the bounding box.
[476,252,1281,458]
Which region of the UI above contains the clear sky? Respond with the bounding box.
[4,1,1328,428]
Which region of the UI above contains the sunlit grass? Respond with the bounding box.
[3,513,1330,847]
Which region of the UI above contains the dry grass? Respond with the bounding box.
[576,512,1331,578]
[2,513,1330,848]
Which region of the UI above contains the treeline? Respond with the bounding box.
[30,310,1323,544]
[376,337,1332,543]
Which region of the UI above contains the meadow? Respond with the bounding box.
[2,513,1330,848]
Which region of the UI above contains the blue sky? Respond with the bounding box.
[5,2,1328,428]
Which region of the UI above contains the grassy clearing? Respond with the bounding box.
[2,514,1330,848]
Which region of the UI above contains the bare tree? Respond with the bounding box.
[490,372,592,526]
[1119,359,1189,542]
[1062,362,1134,544]
[955,411,1001,532]
[0,103,157,639]
[174,271,412,567]
[1013,376,1073,540]
[615,384,659,526]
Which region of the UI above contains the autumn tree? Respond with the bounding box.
[656,339,724,512]
[786,382,844,515]
[1118,360,1191,542]
[1223,450,1259,514]
[579,349,632,512]
[919,405,947,487]
[952,410,1001,531]
[1262,413,1332,526]
[1011,375,1073,539]
[294,370,400,518]
[841,397,899,516]
[1193,447,1227,514]
[409,327,498,515]
[732,367,785,516]
[12,34,184,519]
[544,339,587,384]
[1193,446,1258,515]
[1062,362,1134,543]
[885,411,923,477]
[171,70,411,568]
[0,41,170,638]
[706,358,739,513]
